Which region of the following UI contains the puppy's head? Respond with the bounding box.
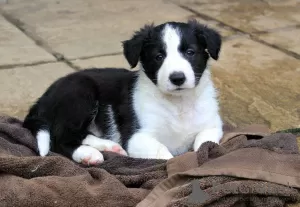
[122,20,221,95]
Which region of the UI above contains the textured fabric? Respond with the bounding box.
[138,126,300,207]
[0,115,166,207]
[0,115,300,207]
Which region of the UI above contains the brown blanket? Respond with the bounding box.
[0,115,300,207]
[139,126,300,207]
[0,116,166,207]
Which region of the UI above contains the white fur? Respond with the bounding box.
[157,25,195,94]
[194,127,223,151]
[36,130,50,156]
[127,24,223,159]
[106,105,121,143]
[127,132,173,159]
[82,134,127,155]
[72,145,104,164]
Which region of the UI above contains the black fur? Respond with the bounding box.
[188,19,221,60]
[23,69,139,158]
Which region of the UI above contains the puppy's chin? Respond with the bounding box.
[157,84,195,96]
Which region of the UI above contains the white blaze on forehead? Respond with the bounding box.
[157,24,195,93]
[162,24,181,55]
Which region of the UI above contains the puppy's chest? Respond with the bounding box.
[167,105,201,134]
[139,100,205,153]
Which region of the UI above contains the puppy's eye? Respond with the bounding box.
[186,49,195,57]
[155,53,164,61]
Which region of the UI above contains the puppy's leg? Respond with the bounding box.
[58,131,105,166]
[52,97,105,165]
[193,128,223,151]
[82,134,127,156]
[193,115,223,151]
[127,132,173,159]
[71,145,104,165]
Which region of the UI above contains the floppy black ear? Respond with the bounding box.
[188,19,222,60]
[122,24,154,68]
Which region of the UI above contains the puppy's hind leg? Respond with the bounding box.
[71,145,104,165]
[82,134,128,156]
[55,127,105,166]
[52,94,105,165]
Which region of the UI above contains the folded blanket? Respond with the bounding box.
[0,115,300,207]
[138,125,300,207]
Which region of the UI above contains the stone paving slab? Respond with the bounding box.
[256,27,300,55]
[0,15,55,67]
[194,17,237,37]
[69,14,237,70]
[0,63,74,119]
[173,0,300,33]
[72,55,130,70]
[211,37,300,131]
[1,0,300,133]
[70,16,235,71]
[1,0,193,60]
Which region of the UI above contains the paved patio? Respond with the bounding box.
[0,0,299,132]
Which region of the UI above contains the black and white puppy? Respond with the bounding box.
[23,20,223,165]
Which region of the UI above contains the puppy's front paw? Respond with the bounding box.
[193,128,223,151]
[156,145,174,159]
[128,144,173,160]
[72,145,104,165]
[127,132,173,159]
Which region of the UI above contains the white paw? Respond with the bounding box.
[82,135,128,156]
[155,145,174,159]
[129,145,174,160]
[103,144,128,156]
[193,128,223,151]
[127,132,174,159]
[72,145,104,165]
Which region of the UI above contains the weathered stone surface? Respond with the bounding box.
[257,27,300,55]
[1,0,300,135]
[194,17,237,38]
[168,0,236,3]
[174,0,300,33]
[211,37,300,131]
[0,15,55,66]
[1,0,193,59]
[0,63,74,119]
[72,55,131,70]
[69,16,236,70]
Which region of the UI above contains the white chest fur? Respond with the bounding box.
[133,69,220,156]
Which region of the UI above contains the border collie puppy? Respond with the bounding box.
[23,20,223,165]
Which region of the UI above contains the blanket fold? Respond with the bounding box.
[0,115,300,207]
[139,126,300,207]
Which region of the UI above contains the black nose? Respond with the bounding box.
[169,72,186,86]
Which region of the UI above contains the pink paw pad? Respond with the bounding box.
[81,156,103,166]
[72,145,104,166]
[104,145,128,156]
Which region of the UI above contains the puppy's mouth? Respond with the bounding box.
[171,85,195,93]
[163,87,185,95]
